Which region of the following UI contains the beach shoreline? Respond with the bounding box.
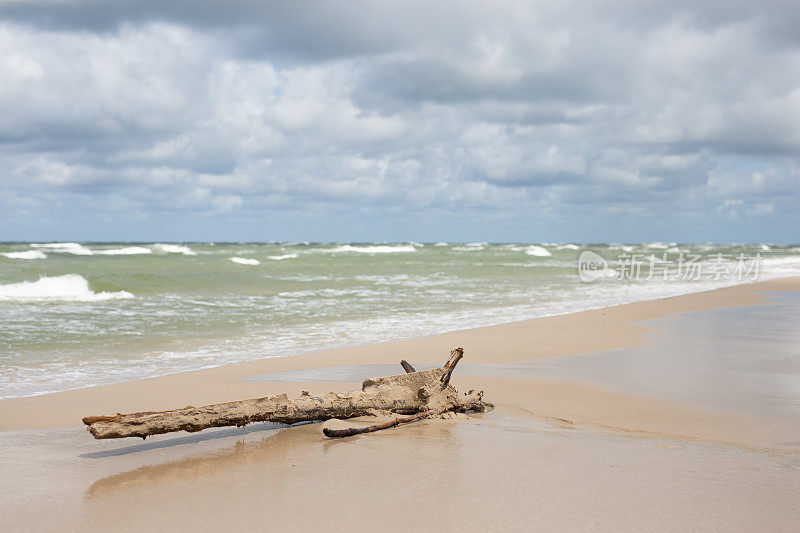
[2,276,800,531]
[1,275,798,437]
[4,241,795,401]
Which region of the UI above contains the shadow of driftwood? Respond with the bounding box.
[80,422,291,458]
[84,417,460,500]
[84,421,326,498]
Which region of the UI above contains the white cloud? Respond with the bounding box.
[0,1,798,240]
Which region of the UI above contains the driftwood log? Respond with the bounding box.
[83,348,490,439]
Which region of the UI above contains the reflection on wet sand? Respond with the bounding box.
[84,414,475,500]
[81,422,287,459]
[86,422,319,498]
[79,409,800,531]
[468,292,800,423]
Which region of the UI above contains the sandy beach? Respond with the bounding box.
[5,0,799,530]
[2,276,800,531]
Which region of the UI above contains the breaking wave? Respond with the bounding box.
[230,257,261,265]
[96,246,153,255]
[453,243,486,251]
[315,245,417,254]
[525,245,552,257]
[0,274,134,302]
[2,250,47,260]
[152,244,197,255]
[30,242,93,255]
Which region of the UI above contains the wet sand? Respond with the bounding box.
[3,409,800,532]
[2,277,800,531]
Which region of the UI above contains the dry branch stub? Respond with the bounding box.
[400,360,416,373]
[82,347,489,440]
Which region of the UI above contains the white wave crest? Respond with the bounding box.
[525,245,552,257]
[230,257,261,265]
[30,242,93,255]
[316,245,417,254]
[433,242,449,247]
[556,244,580,250]
[2,250,47,260]
[499,262,544,268]
[0,274,134,302]
[267,254,298,261]
[96,246,153,255]
[759,255,800,277]
[152,244,197,255]
[453,242,487,251]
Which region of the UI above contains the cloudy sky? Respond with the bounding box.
[1,1,798,242]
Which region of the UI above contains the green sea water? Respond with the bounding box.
[1,241,798,398]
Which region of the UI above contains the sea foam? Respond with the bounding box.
[30,242,93,255]
[2,250,47,259]
[0,274,134,302]
[96,246,152,255]
[316,245,417,254]
[525,245,552,257]
[230,257,261,265]
[453,242,486,251]
[152,244,197,255]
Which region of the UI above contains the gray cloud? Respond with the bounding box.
[0,0,798,241]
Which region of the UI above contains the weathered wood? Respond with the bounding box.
[444,347,463,369]
[323,385,487,438]
[323,409,435,438]
[440,347,463,387]
[400,360,416,373]
[82,347,489,440]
